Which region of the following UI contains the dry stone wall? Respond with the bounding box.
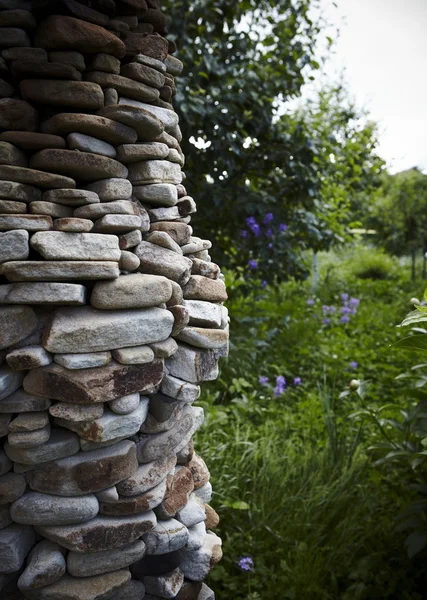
[0,2,227,598]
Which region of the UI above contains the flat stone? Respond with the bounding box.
[108,392,140,415]
[23,570,131,600]
[183,276,227,303]
[119,229,142,249]
[135,242,192,285]
[6,347,51,371]
[95,486,118,503]
[116,142,169,164]
[17,540,65,591]
[98,104,163,142]
[0,165,75,189]
[166,345,220,384]
[134,53,166,73]
[176,496,206,528]
[93,214,143,233]
[86,71,159,103]
[0,141,27,167]
[30,149,127,181]
[176,440,194,466]
[0,389,50,415]
[8,423,51,449]
[31,231,121,261]
[181,238,212,256]
[12,60,82,81]
[0,413,11,437]
[38,511,156,552]
[53,351,112,370]
[86,177,132,200]
[148,206,181,223]
[119,250,140,271]
[24,360,164,404]
[118,98,178,132]
[0,365,24,400]
[99,479,166,516]
[0,9,33,30]
[125,33,168,60]
[0,199,27,213]
[0,524,35,574]
[183,300,222,328]
[186,521,206,552]
[54,217,94,232]
[176,326,228,350]
[180,532,222,582]
[150,338,178,359]
[0,282,87,305]
[36,15,126,58]
[0,27,30,48]
[147,231,182,255]
[88,52,120,74]
[11,492,99,526]
[144,568,183,598]
[9,411,48,433]
[41,113,137,145]
[0,472,26,504]
[0,77,15,98]
[136,406,204,464]
[67,133,116,158]
[42,188,99,207]
[28,440,138,497]
[49,402,104,422]
[4,429,79,465]
[148,222,191,245]
[112,346,155,365]
[0,131,65,152]
[165,55,183,76]
[49,51,85,71]
[20,79,103,110]
[2,261,119,282]
[128,160,182,185]
[0,447,12,476]
[141,395,183,434]
[0,230,29,264]
[155,467,194,520]
[0,98,36,131]
[142,518,188,556]
[67,540,146,577]
[29,201,73,218]
[55,400,148,443]
[0,214,53,231]
[117,454,176,497]
[109,580,146,600]
[90,273,172,309]
[2,45,46,60]
[193,482,212,505]
[104,87,118,105]
[177,196,197,217]
[43,306,173,353]
[121,62,165,89]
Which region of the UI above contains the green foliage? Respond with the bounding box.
[349,247,397,280]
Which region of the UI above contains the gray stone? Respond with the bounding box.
[31,231,121,261]
[132,183,177,207]
[0,199,27,213]
[67,540,146,577]
[141,396,183,435]
[44,306,174,353]
[0,214,53,231]
[117,454,176,497]
[20,79,104,110]
[29,148,127,181]
[98,103,163,142]
[0,131,65,151]
[98,478,167,516]
[54,400,149,443]
[0,97,37,133]
[54,351,112,370]
[88,53,120,74]
[85,71,159,104]
[3,261,120,282]
[112,346,154,365]
[176,440,194,466]
[0,229,30,263]
[109,580,146,600]
[183,276,227,303]
[90,273,172,310]
[0,413,11,436]
[120,62,165,89]
[41,113,137,146]
[181,238,212,256]
[135,242,192,285]
[49,402,104,422]
[0,141,27,167]
[49,51,85,72]
[0,472,26,504]
[142,518,188,555]
[0,165,74,189]
[165,55,183,76]
[93,214,143,233]
[134,54,166,73]
[147,231,182,254]
[28,440,138,496]
[183,300,222,328]
[150,338,178,359]
[176,327,229,350]
[119,229,142,250]
[128,160,182,185]
[8,423,51,449]
[160,375,201,404]
[119,250,140,271]
[148,206,181,223]
[144,568,183,599]
[37,511,156,553]
[104,87,118,105]
[0,366,24,400]
[0,524,35,574]
[74,200,138,219]
[0,447,12,476]
[118,98,179,133]
[6,347,52,371]
[150,222,191,246]
[0,390,49,415]
[186,521,207,551]
[23,570,131,600]
[191,258,220,280]
[176,496,206,528]
[180,532,222,582]
[95,486,118,503]
[42,188,100,207]
[4,429,79,466]
[8,412,48,433]
[54,218,94,232]
[67,133,116,158]
[29,201,74,218]
[0,504,12,529]
[116,142,169,164]
[194,482,212,505]
[108,392,140,415]
[17,540,66,591]
[166,346,220,384]
[0,282,86,305]
[11,492,99,526]
[2,47,46,62]
[0,305,37,350]
[85,177,132,201]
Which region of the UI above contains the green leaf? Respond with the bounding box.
[230,501,250,510]
[392,334,427,355]
[405,531,427,558]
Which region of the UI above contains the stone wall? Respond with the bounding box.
[0,1,227,598]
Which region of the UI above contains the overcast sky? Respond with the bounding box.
[317,0,427,173]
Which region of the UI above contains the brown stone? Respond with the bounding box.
[150,222,191,245]
[85,71,159,103]
[0,27,31,48]
[0,214,53,231]
[0,98,37,131]
[99,479,167,516]
[20,79,104,110]
[0,199,26,213]
[36,15,126,58]
[41,112,137,145]
[49,50,85,71]
[204,504,219,529]
[168,305,190,336]
[0,131,66,150]
[33,0,110,26]
[28,440,138,496]
[186,454,210,490]
[22,571,131,600]
[117,454,176,497]
[11,60,82,80]
[120,62,165,88]
[0,10,36,30]
[0,141,27,167]
[156,468,194,518]
[125,33,168,60]
[183,276,227,303]
[0,78,14,98]
[30,149,128,181]
[24,360,164,404]
[0,165,75,189]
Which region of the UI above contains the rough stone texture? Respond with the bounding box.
[67,540,146,577]
[31,231,121,261]
[23,570,131,600]
[0,305,37,350]
[0,524,35,574]
[91,273,172,309]
[11,492,99,525]
[142,518,188,555]
[17,540,66,591]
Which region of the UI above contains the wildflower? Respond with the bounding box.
[240,230,249,239]
[322,305,330,314]
[248,259,258,270]
[341,306,351,315]
[349,297,360,308]
[261,280,267,288]
[279,223,287,232]
[237,556,254,572]
[246,217,261,237]
[340,315,350,324]
[259,376,269,385]
[263,213,274,224]
[322,318,330,325]
[341,293,349,302]
[349,361,358,369]
[307,298,315,306]
[266,227,273,237]
[293,377,302,385]
[329,306,337,314]
[410,297,421,305]
[268,242,273,249]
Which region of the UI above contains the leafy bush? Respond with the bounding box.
[349,247,397,280]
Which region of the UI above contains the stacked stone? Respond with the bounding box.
[0,1,227,599]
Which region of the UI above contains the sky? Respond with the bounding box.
[316,0,427,173]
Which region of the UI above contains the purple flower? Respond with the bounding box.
[261,280,267,288]
[263,213,274,224]
[341,306,351,315]
[279,223,287,232]
[341,293,349,302]
[350,307,358,315]
[307,298,315,306]
[322,305,330,314]
[293,377,302,385]
[329,306,337,314]
[248,259,258,270]
[246,217,261,237]
[240,230,249,239]
[259,376,269,385]
[266,227,273,238]
[246,216,257,227]
[349,361,358,369]
[322,318,330,325]
[274,375,286,396]
[268,243,273,249]
[237,556,254,572]
[340,315,350,324]
[349,297,360,308]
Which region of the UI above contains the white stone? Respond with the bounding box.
[108,392,141,415]
[31,231,121,261]
[54,351,112,370]
[67,133,117,158]
[186,521,207,551]
[85,178,132,201]
[0,229,29,264]
[0,282,86,305]
[17,540,66,591]
[142,518,188,555]
[160,374,201,403]
[128,160,182,185]
[176,495,206,528]
[183,300,223,328]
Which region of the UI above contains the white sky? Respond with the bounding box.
[317,0,427,173]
